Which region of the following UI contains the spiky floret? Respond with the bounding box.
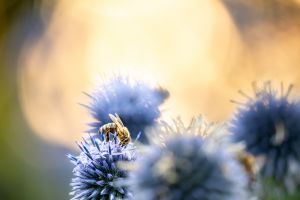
[130,120,248,200]
[84,76,169,143]
[230,82,300,184]
[67,136,136,200]
[146,116,224,147]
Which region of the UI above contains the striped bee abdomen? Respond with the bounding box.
[98,123,117,142]
[98,114,131,147]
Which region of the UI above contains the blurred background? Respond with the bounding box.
[1,0,300,199]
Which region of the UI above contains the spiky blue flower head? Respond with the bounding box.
[67,136,137,200]
[130,119,248,200]
[85,76,169,143]
[230,82,300,182]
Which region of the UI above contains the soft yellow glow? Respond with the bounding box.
[17,0,300,148]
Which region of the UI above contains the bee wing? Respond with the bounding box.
[109,114,123,129]
[115,113,125,126]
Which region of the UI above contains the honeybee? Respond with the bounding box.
[98,114,131,147]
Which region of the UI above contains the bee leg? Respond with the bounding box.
[121,138,129,147]
[119,139,125,147]
[105,130,110,142]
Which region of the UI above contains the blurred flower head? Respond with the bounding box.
[130,119,248,200]
[230,82,300,184]
[67,136,137,200]
[84,76,169,143]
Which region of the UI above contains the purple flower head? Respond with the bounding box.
[230,82,300,185]
[67,136,137,200]
[130,119,248,200]
[84,76,169,143]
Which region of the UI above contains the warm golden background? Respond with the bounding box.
[1,0,300,199]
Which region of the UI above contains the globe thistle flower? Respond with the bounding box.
[230,82,300,185]
[83,76,169,143]
[130,119,249,200]
[67,136,136,200]
[148,117,257,185]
